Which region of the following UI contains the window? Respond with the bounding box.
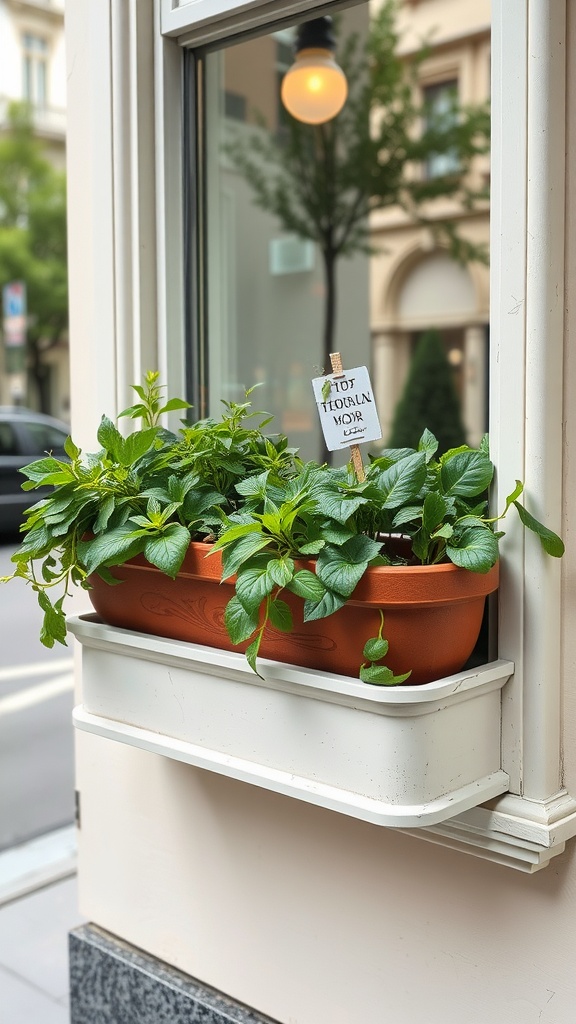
[423,79,460,178]
[22,421,67,454]
[0,423,17,456]
[22,32,49,108]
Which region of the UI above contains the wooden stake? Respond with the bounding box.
[329,352,366,482]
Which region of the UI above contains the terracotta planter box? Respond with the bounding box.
[87,542,499,684]
[69,614,512,828]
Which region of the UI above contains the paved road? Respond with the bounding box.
[0,541,80,852]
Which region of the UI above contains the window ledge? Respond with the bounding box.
[69,614,511,831]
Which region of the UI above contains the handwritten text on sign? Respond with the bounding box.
[311,365,382,451]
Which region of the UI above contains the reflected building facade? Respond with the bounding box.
[370,0,490,447]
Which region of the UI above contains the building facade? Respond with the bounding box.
[371,0,490,446]
[0,0,69,418]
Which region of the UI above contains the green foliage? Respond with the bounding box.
[0,103,68,406]
[0,374,564,684]
[360,610,412,685]
[387,329,467,454]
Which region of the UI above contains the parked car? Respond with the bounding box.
[0,407,70,535]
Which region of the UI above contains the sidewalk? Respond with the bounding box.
[0,828,85,1024]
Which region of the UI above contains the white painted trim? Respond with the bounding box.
[490,1,569,810]
[74,706,510,830]
[521,0,566,800]
[404,819,562,874]
[68,614,512,830]
[489,0,528,794]
[162,0,364,45]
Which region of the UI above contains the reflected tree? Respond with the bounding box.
[225,0,489,390]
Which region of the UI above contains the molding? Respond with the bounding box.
[462,792,576,848]
[403,819,563,874]
[162,0,365,45]
[5,0,64,26]
[73,706,510,830]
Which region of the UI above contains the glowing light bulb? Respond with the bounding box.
[281,50,348,124]
[281,18,348,125]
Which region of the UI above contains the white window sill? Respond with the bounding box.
[69,613,512,830]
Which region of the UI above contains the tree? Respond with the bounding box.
[0,103,68,411]
[225,0,489,394]
[387,329,466,453]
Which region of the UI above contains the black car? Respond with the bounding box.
[0,407,70,535]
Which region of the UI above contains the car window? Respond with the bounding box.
[0,422,18,456]
[23,421,68,453]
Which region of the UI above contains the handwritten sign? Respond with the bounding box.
[311,364,382,452]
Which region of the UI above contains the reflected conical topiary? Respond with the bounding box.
[388,329,466,454]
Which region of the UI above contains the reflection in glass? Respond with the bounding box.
[197,0,491,461]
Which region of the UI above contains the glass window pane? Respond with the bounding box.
[190,3,490,462]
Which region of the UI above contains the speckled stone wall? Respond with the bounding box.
[69,924,279,1024]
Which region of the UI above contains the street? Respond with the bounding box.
[0,541,79,852]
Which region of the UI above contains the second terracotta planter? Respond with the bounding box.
[86,542,499,684]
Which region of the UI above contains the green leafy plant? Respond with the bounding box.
[1,374,564,686]
[1,372,300,649]
[360,611,412,685]
[211,425,564,679]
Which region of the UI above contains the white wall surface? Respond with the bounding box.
[76,733,576,1024]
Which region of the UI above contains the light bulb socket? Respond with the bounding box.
[294,16,336,55]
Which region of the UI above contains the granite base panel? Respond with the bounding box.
[69,923,280,1024]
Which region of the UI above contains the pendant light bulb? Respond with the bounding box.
[281,17,348,125]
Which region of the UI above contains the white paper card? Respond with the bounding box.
[311,365,382,452]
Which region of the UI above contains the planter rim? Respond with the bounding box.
[68,613,512,708]
[114,540,499,607]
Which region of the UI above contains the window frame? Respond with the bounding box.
[167,0,576,863]
[22,31,49,108]
[64,0,575,869]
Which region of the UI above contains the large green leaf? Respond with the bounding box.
[287,569,326,601]
[446,526,499,573]
[375,452,427,509]
[97,416,124,461]
[268,598,293,633]
[359,664,412,685]
[418,428,439,463]
[220,534,273,580]
[121,428,159,467]
[224,596,259,644]
[267,557,295,587]
[316,539,375,597]
[303,588,347,622]
[440,450,494,497]
[77,526,145,574]
[143,524,191,577]
[311,486,368,525]
[235,565,275,614]
[513,501,565,557]
[422,492,447,534]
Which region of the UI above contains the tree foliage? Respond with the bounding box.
[0,102,68,410]
[387,329,466,453]
[225,0,490,382]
